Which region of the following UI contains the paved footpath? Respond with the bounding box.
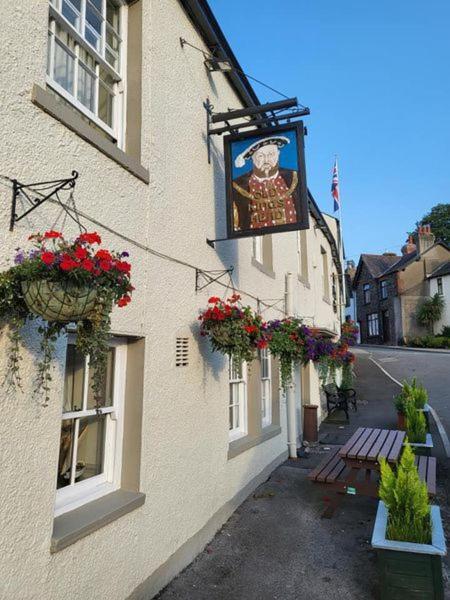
[154,352,449,600]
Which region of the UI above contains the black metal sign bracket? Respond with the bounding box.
[10,170,79,231]
[195,267,234,292]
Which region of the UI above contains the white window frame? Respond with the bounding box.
[363,283,371,304]
[252,235,263,264]
[54,335,127,516]
[260,348,272,428]
[367,313,379,337]
[437,277,443,295]
[380,279,388,300]
[228,358,247,441]
[47,0,127,146]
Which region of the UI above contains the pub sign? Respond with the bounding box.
[224,122,309,239]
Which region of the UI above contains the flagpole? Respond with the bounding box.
[334,156,346,324]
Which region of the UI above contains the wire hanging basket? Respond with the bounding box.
[21,280,98,322]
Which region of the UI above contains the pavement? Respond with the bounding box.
[154,351,450,600]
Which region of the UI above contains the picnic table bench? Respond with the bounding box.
[308,427,436,517]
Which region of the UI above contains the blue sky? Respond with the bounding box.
[208,0,450,262]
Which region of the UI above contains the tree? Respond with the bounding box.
[417,204,450,245]
[416,293,445,334]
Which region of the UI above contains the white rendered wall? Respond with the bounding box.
[430,275,450,332]
[0,2,342,599]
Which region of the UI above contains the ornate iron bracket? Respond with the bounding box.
[195,267,234,292]
[10,170,79,231]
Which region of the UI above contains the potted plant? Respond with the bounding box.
[405,400,433,455]
[372,442,446,599]
[0,230,133,405]
[199,294,264,364]
[264,319,312,391]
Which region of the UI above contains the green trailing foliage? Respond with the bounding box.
[379,442,431,544]
[405,400,427,444]
[341,362,355,389]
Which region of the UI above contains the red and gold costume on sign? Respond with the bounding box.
[232,168,298,231]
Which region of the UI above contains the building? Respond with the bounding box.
[429,260,450,333]
[353,225,450,344]
[0,2,344,598]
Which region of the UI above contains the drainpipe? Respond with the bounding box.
[285,272,298,458]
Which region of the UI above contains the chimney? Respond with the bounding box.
[413,224,435,255]
[401,235,416,255]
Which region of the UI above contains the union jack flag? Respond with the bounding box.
[331,159,340,212]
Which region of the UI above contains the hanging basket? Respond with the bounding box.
[21,279,98,322]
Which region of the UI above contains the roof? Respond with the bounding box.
[429,260,450,279]
[361,254,401,278]
[381,251,417,276]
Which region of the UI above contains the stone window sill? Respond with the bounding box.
[251,257,276,279]
[51,489,145,553]
[298,274,310,288]
[228,424,281,460]
[31,84,149,184]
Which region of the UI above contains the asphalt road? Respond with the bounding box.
[358,346,450,454]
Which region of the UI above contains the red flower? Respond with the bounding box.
[41,251,55,265]
[117,295,131,307]
[99,260,112,271]
[60,258,78,271]
[115,261,131,273]
[81,258,94,272]
[78,232,101,245]
[257,339,268,349]
[244,325,258,334]
[74,246,88,260]
[208,296,220,304]
[44,230,62,239]
[229,293,241,303]
[95,249,112,261]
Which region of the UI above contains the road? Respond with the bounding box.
[357,346,450,455]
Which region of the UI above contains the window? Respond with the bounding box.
[380,280,388,300]
[437,277,443,295]
[321,247,330,299]
[363,283,371,304]
[55,337,127,516]
[332,274,338,313]
[260,349,272,427]
[47,0,125,142]
[367,313,379,337]
[252,236,263,263]
[229,358,247,441]
[297,230,308,281]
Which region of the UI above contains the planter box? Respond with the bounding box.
[408,433,434,456]
[397,412,406,431]
[372,501,446,599]
[420,404,431,430]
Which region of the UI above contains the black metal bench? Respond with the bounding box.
[323,384,357,421]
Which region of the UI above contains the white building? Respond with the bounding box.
[429,260,450,333]
[0,2,344,598]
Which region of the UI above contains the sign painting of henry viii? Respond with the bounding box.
[231,135,299,232]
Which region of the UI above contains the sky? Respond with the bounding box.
[208,0,450,263]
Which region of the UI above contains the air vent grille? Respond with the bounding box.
[176,337,189,367]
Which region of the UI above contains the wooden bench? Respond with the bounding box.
[308,447,437,497]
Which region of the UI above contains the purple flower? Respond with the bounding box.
[28,248,39,259]
[14,250,24,264]
[121,251,130,257]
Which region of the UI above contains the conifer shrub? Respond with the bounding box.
[379,442,431,544]
[405,400,427,444]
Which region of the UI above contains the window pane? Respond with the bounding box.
[86,2,103,34]
[54,39,75,93]
[63,345,85,412]
[85,24,101,50]
[57,419,76,489]
[62,0,81,30]
[106,0,120,31]
[90,0,103,12]
[76,415,106,481]
[105,47,119,70]
[87,347,115,408]
[78,62,96,112]
[98,82,114,127]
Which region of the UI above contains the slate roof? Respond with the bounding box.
[429,260,450,279]
[381,251,418,276]
[360,254,402,278]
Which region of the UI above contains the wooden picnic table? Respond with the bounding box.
[308,426,436,518]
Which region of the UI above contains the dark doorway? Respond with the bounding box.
[381,310,390,344]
